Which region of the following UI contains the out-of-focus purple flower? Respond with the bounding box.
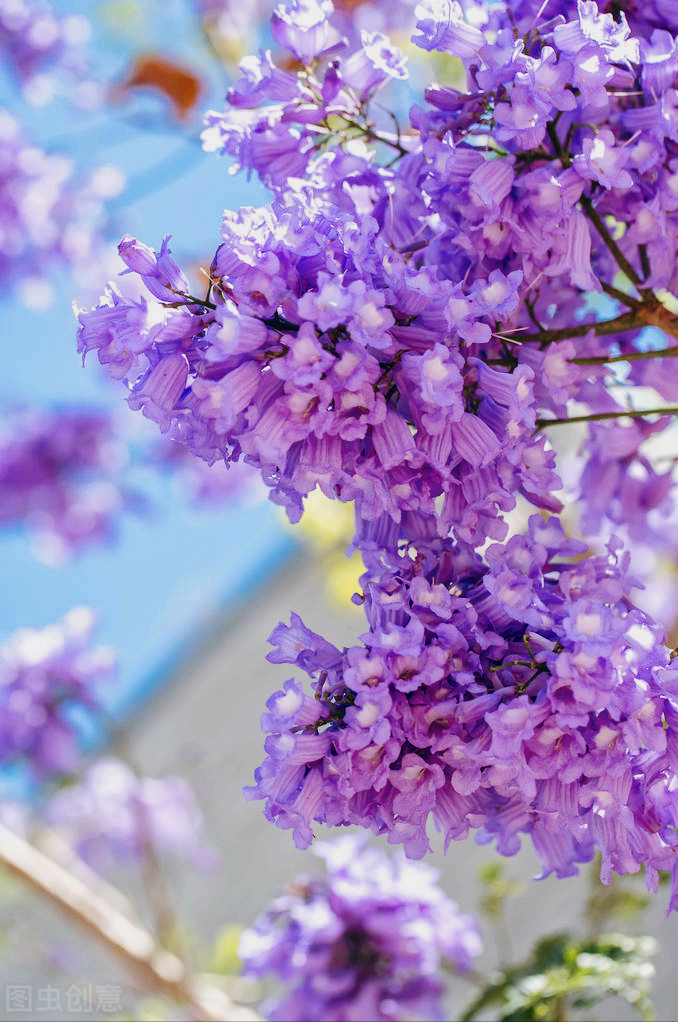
[0,608,114,778]
[152,437,267,506]
[0,110,123,305]
[0,406,134,564]
[45,757,219,873]
[240,833,481,1021]
[0,0,101,108]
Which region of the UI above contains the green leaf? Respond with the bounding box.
[460,931,657,1022]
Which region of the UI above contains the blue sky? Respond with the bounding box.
[0,0,296,723]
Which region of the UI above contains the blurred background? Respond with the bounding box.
[0,2,676,1020]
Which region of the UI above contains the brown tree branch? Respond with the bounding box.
[0,823,259,1022]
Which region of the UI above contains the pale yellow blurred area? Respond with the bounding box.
[283,490,364,610]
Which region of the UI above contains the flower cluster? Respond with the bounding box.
[0,406,134,563]
[78,0,678,548]
[240,833,481,1022]
[76,205,558,545]
[77,0,678,909]
[0,0,101,108]
[249,515,678,907]
[0,608,114,779]
[1,110,122,304]
[45,757,218,873]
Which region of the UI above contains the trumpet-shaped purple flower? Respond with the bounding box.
[0,608,113,778]
[250,516,678,908]
[240,834,482,1021]
[340,31,408,98]
[272,0,340,64]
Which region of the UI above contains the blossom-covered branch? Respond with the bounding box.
[75,0,678,914]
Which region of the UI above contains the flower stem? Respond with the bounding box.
[580,195,645,291]
[517,299,678,347]
[570,345,678,366]
[516,311,639,346]
[536,406,678,429]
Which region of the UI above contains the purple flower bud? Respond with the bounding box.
[118,234,157,276]
[412,0,484,58]
[271,0,338,65]
[341,31,408,98]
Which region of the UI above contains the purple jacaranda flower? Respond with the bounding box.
[640,29,678,95]
[523,47,577,113]
[271,0,340,65]
[469,157,515,210]
[250,516,678,909]
[228,50,301,108]
[553,1,639,65]
[0,405,134,562]
[412,0,484,58]
[45,757,218,873]
[1,109,122,304]
[400,344,464,434]
[578,418,675,546]
[544,211,598,291]
[470,270,523,319]
[204,297,270,361]
[127,353,190,432]
[240,834,482,1022]
[296,272,355,330]
[75,286,163,380]
[80,0,678,918]
[573,128,634,190]
[267,612,342,674]
[118,234,190,303]
[340,31,408,98]
[0,608,113,778]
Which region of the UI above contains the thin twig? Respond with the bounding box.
[536,406,678,429]
[579,195,645,292]
[515,311,639,345]
[0,823,259,1022]
[599,280,643,309]
[517,300,678,347]
[570,345,678,366]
